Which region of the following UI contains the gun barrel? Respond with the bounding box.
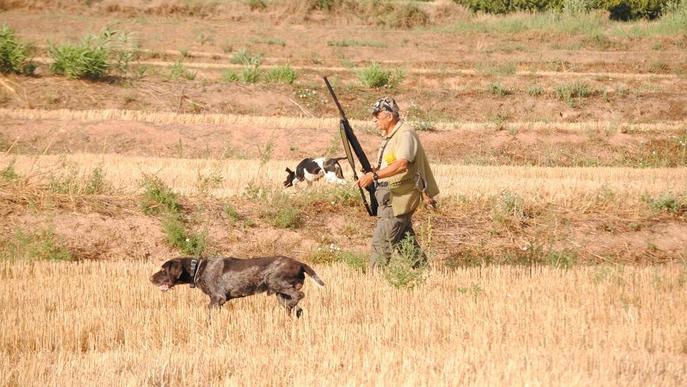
[323,76,347,119]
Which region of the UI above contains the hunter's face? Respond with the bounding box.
[373,111,394,134]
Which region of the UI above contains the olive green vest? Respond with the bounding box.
[380,122,439,216]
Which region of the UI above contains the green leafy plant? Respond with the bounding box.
[230,48,262,65]
[139,174,181,216]
[1,229,72,261]
[0,24,35,75]
[168,60,196,80]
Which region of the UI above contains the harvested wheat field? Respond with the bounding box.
[1,0,687,385]
[1,262,686,386]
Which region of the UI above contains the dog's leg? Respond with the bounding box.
[279,288,305,318]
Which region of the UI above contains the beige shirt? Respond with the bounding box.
[377,120,418,169]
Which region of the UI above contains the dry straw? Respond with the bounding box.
[1,261,685,386]
[0,108,684,132]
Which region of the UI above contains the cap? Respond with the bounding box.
[371,97,399,116]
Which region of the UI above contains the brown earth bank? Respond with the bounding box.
[1,115,686,166]
[1,186,685,265]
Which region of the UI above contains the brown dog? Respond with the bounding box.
[150,256,324,318]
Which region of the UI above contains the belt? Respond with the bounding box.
[375,181,389,188]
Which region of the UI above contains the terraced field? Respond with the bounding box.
[1,2,686,385]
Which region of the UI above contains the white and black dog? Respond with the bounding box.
[284,157,347,187]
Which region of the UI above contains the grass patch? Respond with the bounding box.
[0,24,35,75]
[555,81,595,106]
[168,60,196,80]
[357,62,404,89]
[327,39,386,48]
[527,85,545,96]
[230,48,262,65]
[476,61,517,76]
[264,65,297,84]
[48,165,111,195]
[1,229,72,261]
[307,244,366,272]
[139,173,181,216]
[488,82,511,96]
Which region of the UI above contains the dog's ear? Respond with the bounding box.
[164,260,183,281]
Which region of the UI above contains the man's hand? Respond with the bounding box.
[355,172,375,189]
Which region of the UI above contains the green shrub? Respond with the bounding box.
[1,229,72,261]
[140,174,181,216]
[265,65,297,84]
[546,249,577,268]
[357,62,404,88]
[0,24,34,75]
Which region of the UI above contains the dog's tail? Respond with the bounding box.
[332,156,348,161]
[302,263,325,288]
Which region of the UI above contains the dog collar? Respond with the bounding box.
[189,259,203,288]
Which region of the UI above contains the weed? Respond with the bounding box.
[0,160,19,182]
[49,28,136,80]
[271,205,301,229]
[139,173,181,216]
[240,65,261,83]
[527,85,544,96]
[307,244,366,272]
[168,60,196,80]
[230,48,262,65]
[223,203,241,224]
[546,249,577,269]
[555,81,594,107]
[264,65,297,84]
[0,24,35,75]
[488,82,510,96]
[327,39,386,48]
[248,0,268,10]
[195,169,223,197]
[357,62,404,89]
[222,69,240,82]
[1,229,72,261]
[384,234,427,289]
[476,61,516,76]
[646,192,687,214]
[161,215,208,256]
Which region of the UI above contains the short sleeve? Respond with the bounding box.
[394,131,418,163]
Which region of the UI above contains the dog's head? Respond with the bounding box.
[150,259,186,292]
[283,167,295,188]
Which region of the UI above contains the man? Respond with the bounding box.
[355,97,439,270]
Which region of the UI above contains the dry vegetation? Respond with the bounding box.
[1,261,686,386]
[2,0,687,384]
